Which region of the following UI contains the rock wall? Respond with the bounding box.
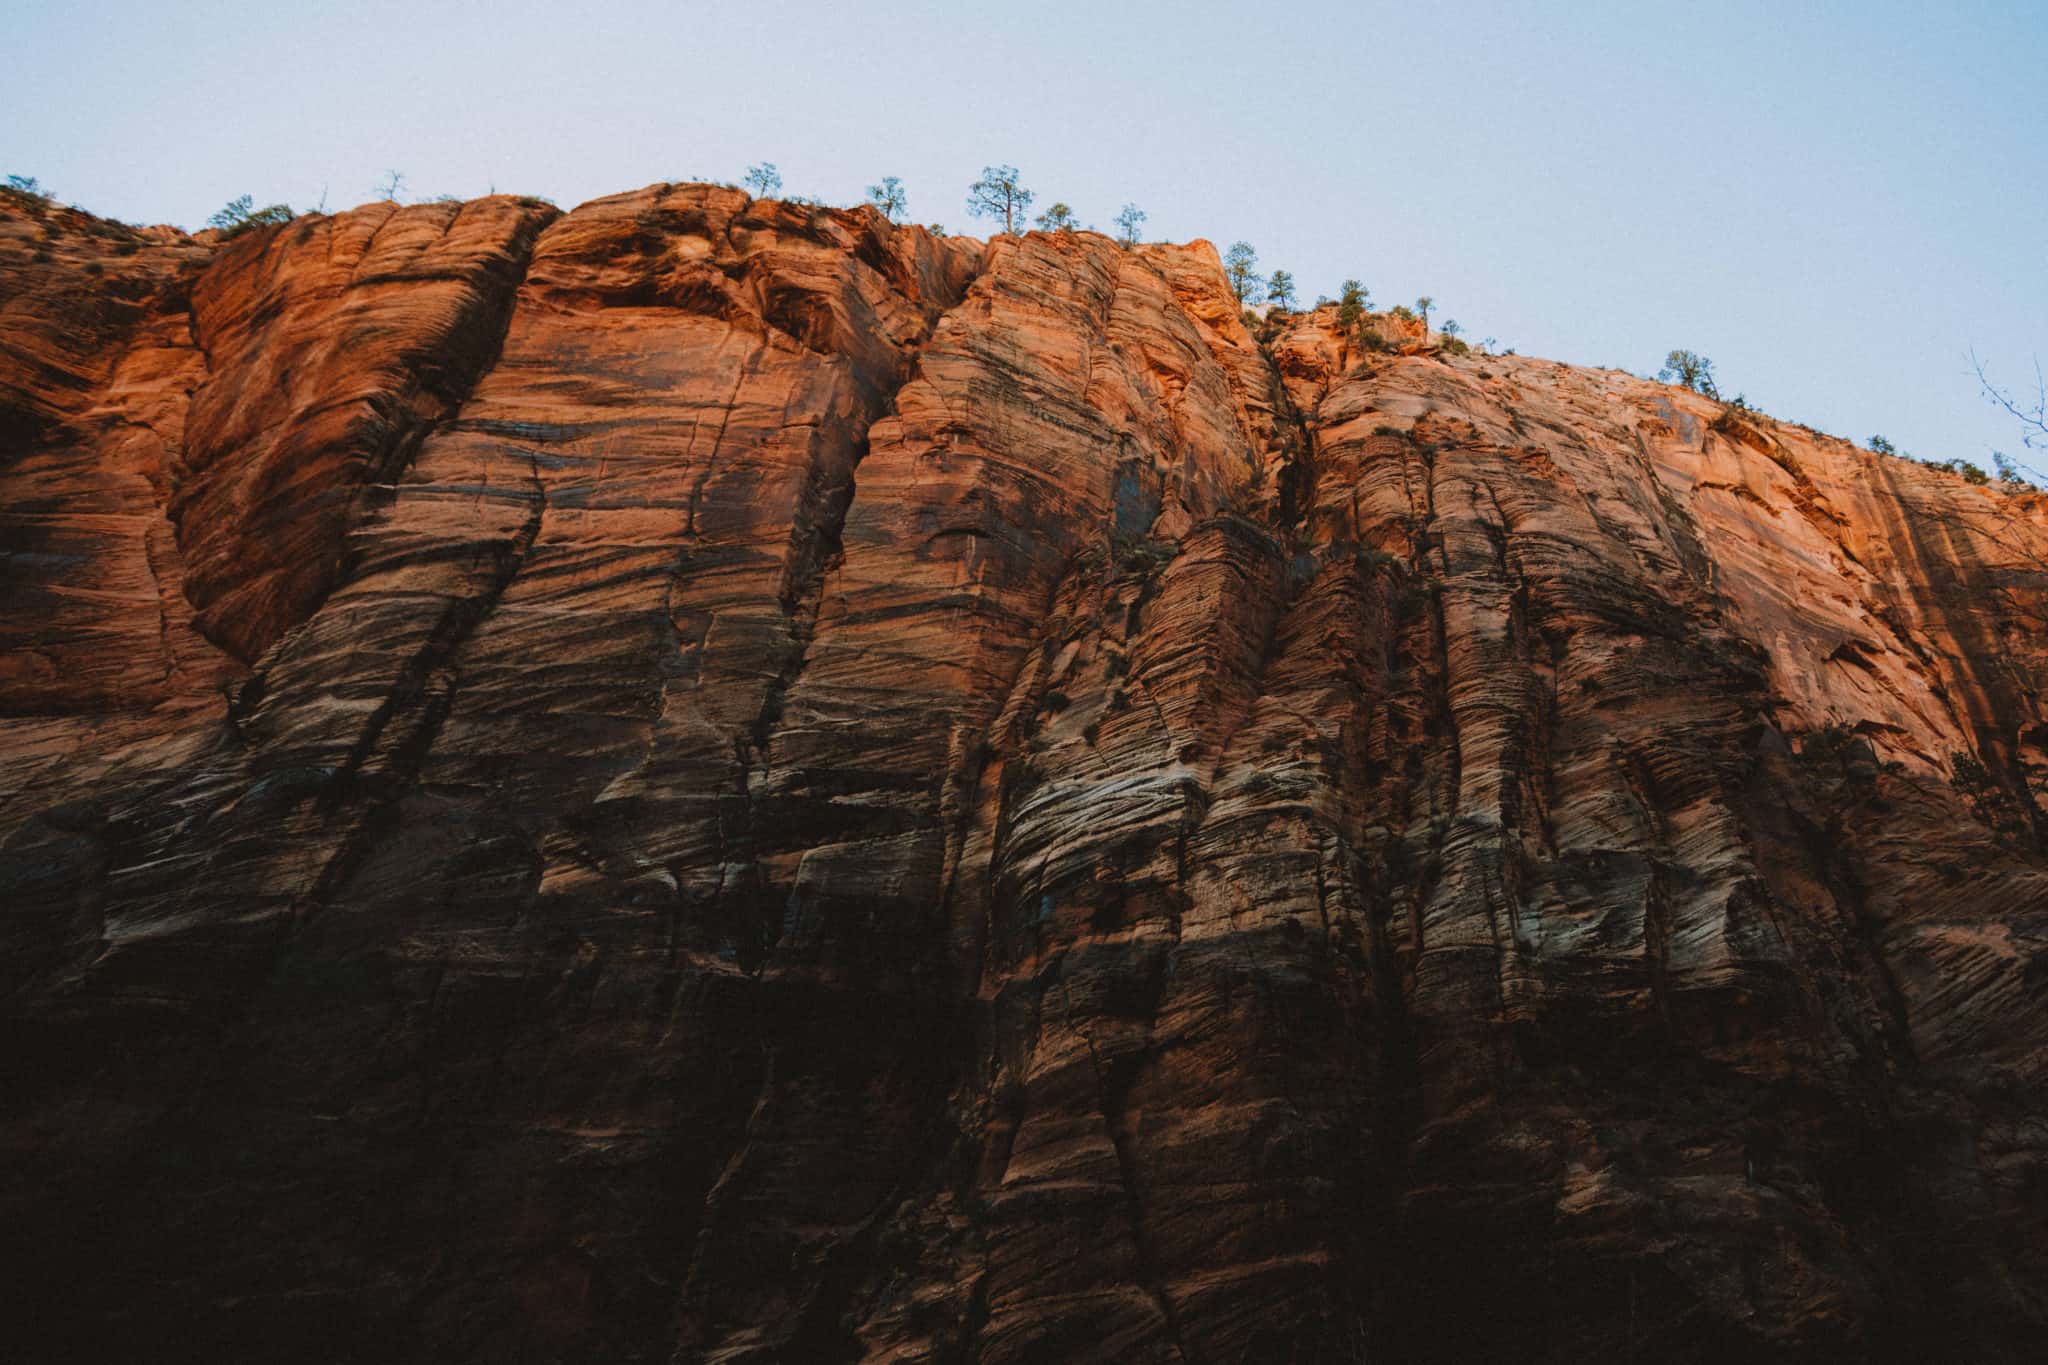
[4,184,2047,1362]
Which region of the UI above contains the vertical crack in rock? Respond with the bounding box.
[1868,457,2048,845]
[172,197,560,661]
[1088,1033,1198,1365]
[300,450,548,903]
[664,215,992,1356]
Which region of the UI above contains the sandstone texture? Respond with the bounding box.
[4,183,2047,1362]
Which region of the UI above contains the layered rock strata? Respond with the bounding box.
[4,183,2047,1362]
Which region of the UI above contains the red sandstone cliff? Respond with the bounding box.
[4,183,2047,1362]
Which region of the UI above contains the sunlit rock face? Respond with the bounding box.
[5,183,2048,1363]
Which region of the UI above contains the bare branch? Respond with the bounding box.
[1972,348,2048,451]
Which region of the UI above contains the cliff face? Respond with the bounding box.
[4,183,2047,1363]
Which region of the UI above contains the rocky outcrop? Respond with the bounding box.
[174,196,558,661]
[3,183,2047,1363]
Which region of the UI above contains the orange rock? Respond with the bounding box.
[3,186,2047,1362]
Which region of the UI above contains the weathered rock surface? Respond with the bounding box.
[4,184,2047,1362]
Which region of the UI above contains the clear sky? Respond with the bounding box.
[10,0,2045,467]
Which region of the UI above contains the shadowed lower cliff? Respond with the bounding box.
[4,182,2047,1362]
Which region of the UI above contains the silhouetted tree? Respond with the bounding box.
[1415,296,1435,333]
[743,163,782,197]
[207,195,294,236]
[1658,349,1721,398]
[1224,241,1261,303]
[208,195,255,229]
[1266,270,1297,309]
[1869,435,1897,455]
[373,169,407,201]
[1115,203,1146,245]
[1035,201,1077,232]
[1973,350,2048,453]
[866,176,907,221]
[1991,451,2039,486]
[967,165,1034,234]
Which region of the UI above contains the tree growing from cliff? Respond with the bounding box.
[1115,203,1146,245]
[866,176,907,221]
[1415,296,1435,333]
[1224,242,1261,304]
[1658,349,1721,399]
[1266,270,1297,310]
[1991,451,2045,487]
[967,166,1033,234]
[1869,435,1897,455]
[372,169,407,202]
[743,163,783,197]
[1337,279,1370,330]
[1034,202,1078,232]
[207,195,294,237]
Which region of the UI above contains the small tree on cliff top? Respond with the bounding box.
[743,163,783,197]
[1267,270,1297,310]
[1337,279,1370,330]
[1991,450,2045,487]
[1658,348,1721,399]
[208,195,294,237]
[866,176,907,221]
[1035,201,1078,232]
[967,165,1034,234]
[1115,203,1146,245]
[1224,241,1261,303]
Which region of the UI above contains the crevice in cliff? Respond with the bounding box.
[1869,459,2048,850]
[669,246,1001,1354]
[137,521,181,693]
[305,448,546,873]
[175,202,555,663]
[672,1035,778,1358]
[731,312,989,968]
[1809,811,1921,1075]
[1421,516,1461,818]
[1619,748,1678,1036]
[1251,333,1319,536]
[1085,1034,1198,1365]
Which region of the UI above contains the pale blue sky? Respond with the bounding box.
[10,0,2045,466]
